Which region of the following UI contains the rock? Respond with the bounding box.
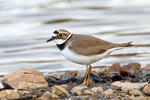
[111,81,147,92]
[122,63,141,72]
[90,86,103,93]
[145,64,150,71]
[42,91,59,100]
[72,85,103,95]
[52,85,70,97]
[2,68,48,90]
[129,63,141,71]
[0,89,20,99]
[143,83,150,95]
[61,71,78,80]
[81,86,103,95]
[70,95,88,100]
[72,85,87,95]
[103,89,114,96]
[129,89,143,96]
[129,95,147,100]
[82,89,94,95]
[107,63,122,73]
[42,91,52,100]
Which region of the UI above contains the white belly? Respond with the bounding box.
[61,46,121,65]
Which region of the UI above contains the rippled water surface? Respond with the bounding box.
[0,0,150,74]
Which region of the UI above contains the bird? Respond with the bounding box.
[46,29,132,86]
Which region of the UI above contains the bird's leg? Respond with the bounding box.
[82,64,92,86]
[86,64,92,86]
[82,65,89,86]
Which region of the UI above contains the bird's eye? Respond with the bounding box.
[57,33,63,38]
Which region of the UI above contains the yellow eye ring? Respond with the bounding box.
[57,33,63,38]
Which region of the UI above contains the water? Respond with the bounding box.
[0,0,150,75]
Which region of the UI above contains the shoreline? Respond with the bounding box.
[0,62,150,99]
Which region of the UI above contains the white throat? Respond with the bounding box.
[53,34,72,45]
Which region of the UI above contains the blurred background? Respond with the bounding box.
[0,0,150,75]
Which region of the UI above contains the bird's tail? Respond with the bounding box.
[117,41,132,47]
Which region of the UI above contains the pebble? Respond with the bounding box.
[72,85,87,95]
[0,89,20,99]
[41,91,59,100]
[143,83,150,95]
[145,64,150,71]
[52,85,70,97]
[42,91,53,100]
[72,85,103,95]
[2,68,48,90]
[111,81,147,92]
[122,63,141,72]
[90,86,103,93]
[107,63,122,73]
[103,88,114,96]
[129,89,143,96]
[129,95,147,100]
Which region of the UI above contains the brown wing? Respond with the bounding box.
[66,34,117,56]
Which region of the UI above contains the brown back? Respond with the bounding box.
[65,34,131,56]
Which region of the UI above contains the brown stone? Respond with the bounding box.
[0,89,20,99]
[42,91,59,100]
[52,85,70,97]
[129,63,141,71]
[104,89,114,96]
[122,63,141,71]
[130,89,143,96]
[107,63,122,73]
[111,81,147,93]
[90,86,103,93]
[42,91,53,100]
[72,85,87,95]
[72,85,103,95]
[143,83,150,95]
[2,68,48,90]
[145,64,150,71]
[81,86,103,95]
[129,96,148,100]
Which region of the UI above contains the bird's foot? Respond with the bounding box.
[82,72,91,86]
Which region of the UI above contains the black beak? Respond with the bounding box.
[46,36,56,42]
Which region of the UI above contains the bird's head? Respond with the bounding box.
[46,29,71,45]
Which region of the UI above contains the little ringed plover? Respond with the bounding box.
[47,29,132,86]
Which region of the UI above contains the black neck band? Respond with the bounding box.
[56,34,72,51]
